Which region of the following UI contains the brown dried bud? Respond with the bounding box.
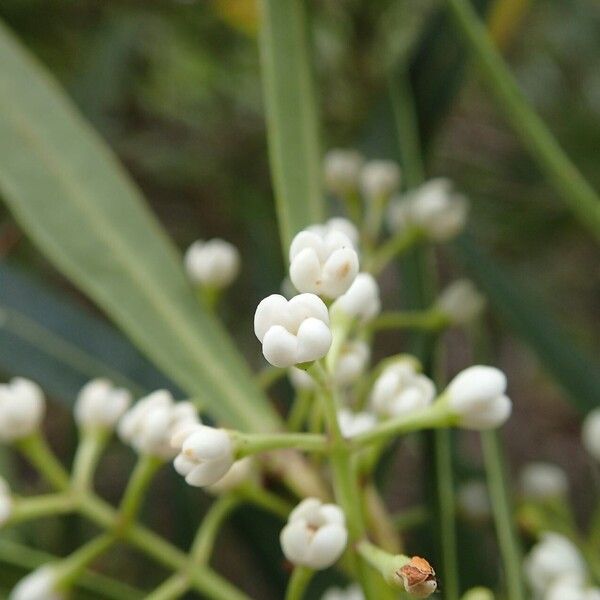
[398,556,438,598]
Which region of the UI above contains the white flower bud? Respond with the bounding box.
[446,366,512,430]
[289,230,359,299]
[545,576,600,600]
[457,480,491,521]
[360,160,401,200]
[337,408,377,439]
[461,588,495,600]
[280,497,348,569]
[370,362,436,418]
[436,279,485,325]
[582,408,600,462]
[520,462,568,501]
[0,378,45,443]
[0,476,13,526]
[254,294,332,368]
[206,457,255,495]
[524,533,586,597]
[386,197,412,233]
[331,273,381,323]
[74,379,132,430]
[324,149,364,196]
[409,178,468,242]
[335,341,370,386]
[118,391,199,459]
[322,583,365,600]
[173,425,234,487]
[288,367,317,391]
[308,218,360,249]
[9,566,64,600]
[184,238,240,288]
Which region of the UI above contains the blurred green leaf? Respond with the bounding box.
[0,20,280,432]
[455,235,600,413]
[259,0,323,253]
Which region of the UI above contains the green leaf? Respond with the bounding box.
[258,0,324,253]
[455,235,600,414]
[0,20,280,432]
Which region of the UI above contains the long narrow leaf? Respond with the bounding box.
[0,21,280,432]
[259,0,323,252]
[455,235,600,414]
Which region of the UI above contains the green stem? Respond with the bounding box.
[146,575,189,600]
[235,431,328,456]
[482,431,526,600]
[71,428,109,491]
[9,492,76,525]
[445,0,600,242]
[285,566,314,600]
[16,433,70,490]
[366,228,423,276]
[369,310,448,332]
[356,540,410,588]
[191,495,241,564]
[117,455,162,530]
[239,485,293,520]
[287,390,313,431]
[434,429,459,600]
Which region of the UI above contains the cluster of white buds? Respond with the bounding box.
[184,238,240,289]
[118,391,199,460]
[435,279,485,326]
[254,294,332,368]
[9,565,63,600]
[337,408,377,439]
[308,218,360,249]
[0,377,45,443]
[172,425,235,488]
[360,160,401,201]
[206,457,255,495]
[388,178,468,242]
[289,229,359,298]
[331,273,381,324]
[0,476,12,527]
[322,583,364,600]
[545,576,600,600]
[457,480,491,521]
[524,533,587,598]
[335,341,370,386]
[520,462,568,501]
[74,378,131,431]
[323,149,364,197]
[582,408,600,462]
[280,497,348,569]
[370,359,436,418]
[445,366,512,430]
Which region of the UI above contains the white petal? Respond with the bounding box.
[306,523,348,569]
[290,248,322,295]
[254,294,289,341]
[296,318,332,363]
[280,521,311,564]
[262,326,299,368]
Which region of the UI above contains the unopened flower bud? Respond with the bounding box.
[520,462,568,501]
[322,583,365,600]
[206,457,255,495]
[0,378,45,443]
[184,238,240,289]
[9,565,64,600]
[331,273,381,323]
[324,149,364,196]
[360,160,401,201]
[545,575,600,600]
[436,279,485,325]
[0,476,12,526]
[582,408,600,462]
[335,341,370,386]
[173,425,234,487]
[457,480,491,521]
[254,294,332,368]
[461,588,495,600]
[397,556,437,598]
[280,498,348,569]
[371,362,436,418]
[337,408,377,438]
[289,229,359,298]
[409,178,468,242]
[524,533,586,596]
[74,379,131,430]
[308,218,360,249]
[118,391,199,459]
[446,366,512,430]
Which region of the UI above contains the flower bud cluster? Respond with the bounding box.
[322,584,365,600]
[457,480,491,521]
[74,378,131,431]
[0,378,45,443]
[436,279,485,326]
[184,238,240,289]
[520,462,568,501]
[9,565,64,600]
[331,273,381,324]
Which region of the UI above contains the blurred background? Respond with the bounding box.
[0,0,598,597]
